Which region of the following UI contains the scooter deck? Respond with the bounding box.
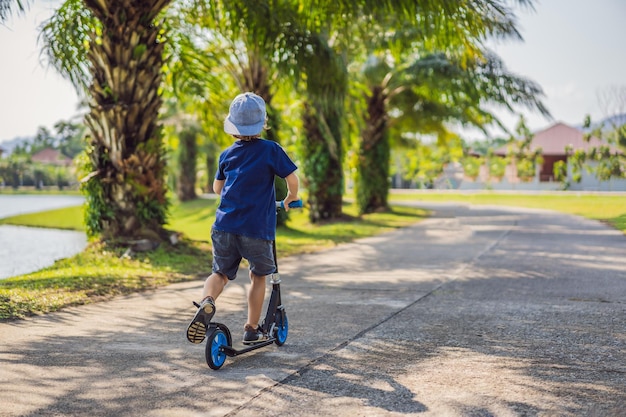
[208,321,276,357]
[220,338,276,357]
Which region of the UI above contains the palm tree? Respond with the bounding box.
[297,34,348,221]
[84,0,172,240]
[288,0,544,221]
[169,1,334,224]
[351,1,549,214]
[171,1,295,137]
[40,0,173,241]
[354,49,551,213]
[189,2,350,222]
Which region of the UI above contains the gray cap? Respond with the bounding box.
[224,92,266,136]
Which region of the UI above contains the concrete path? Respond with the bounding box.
[1,203,625,417]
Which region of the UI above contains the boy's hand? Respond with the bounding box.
[282,195,299,211]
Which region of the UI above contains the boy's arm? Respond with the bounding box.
[213,179,225,195]
[282,172,299,211]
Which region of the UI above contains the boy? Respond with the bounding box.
[186,92,299,345]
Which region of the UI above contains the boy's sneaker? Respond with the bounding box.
[186,297,216,344]
[243,324,268,345]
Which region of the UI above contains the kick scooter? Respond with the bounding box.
[199,199,302,370]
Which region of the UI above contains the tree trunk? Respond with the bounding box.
[82,0,171,242]
[299,36,346,222]
[205,151,216,194]
[356,85,390,214]
[177,127,198,201]
[301,102,344,222]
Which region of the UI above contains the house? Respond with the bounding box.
[31,148,73,166]
[457,122,626,191]
[494,122,609,183]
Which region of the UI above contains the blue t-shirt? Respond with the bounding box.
[213,139,297,241]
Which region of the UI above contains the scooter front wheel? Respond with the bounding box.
[205,329,228,370]
[274,309,288,346]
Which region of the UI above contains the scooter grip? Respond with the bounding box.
[277,200,303,209]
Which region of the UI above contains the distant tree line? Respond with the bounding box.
[0,120,85,190]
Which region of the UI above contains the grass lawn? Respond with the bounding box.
[389,191,626,233]
[0,205,85,230]
[0,199,427,320]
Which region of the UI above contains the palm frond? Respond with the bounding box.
[0,0,29,22]
[39,0,94,95]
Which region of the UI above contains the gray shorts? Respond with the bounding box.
[211,228,276,280]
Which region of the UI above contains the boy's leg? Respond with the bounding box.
[246,271,266,329]
[186,272,228,344]
[239,235,274,344]
[203,272,228,301]
[243,271,269,344]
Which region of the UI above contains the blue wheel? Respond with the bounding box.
[274,310,288,346]
[205,329,228,370]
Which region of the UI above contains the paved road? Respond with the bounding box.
[0,195,86,279]
[1,203,624,416]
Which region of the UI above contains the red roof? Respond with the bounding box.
[31,148,72,166]
[495,122,607,156]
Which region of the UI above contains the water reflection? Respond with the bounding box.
[0,225,87,279]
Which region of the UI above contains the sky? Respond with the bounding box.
[0,0,625,144]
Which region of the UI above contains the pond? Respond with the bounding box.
[0,195,87,280]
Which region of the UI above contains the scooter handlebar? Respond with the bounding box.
[276,200,303,209]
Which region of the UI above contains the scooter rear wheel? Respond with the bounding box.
[205,329,228,369]
[274,310,288,346]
